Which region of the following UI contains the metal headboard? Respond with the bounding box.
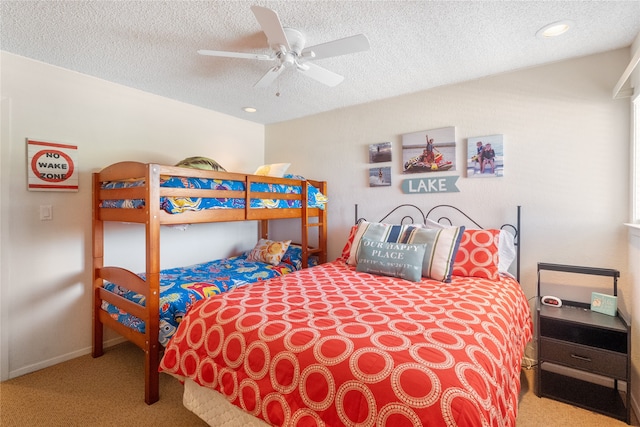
[355,203,427,226]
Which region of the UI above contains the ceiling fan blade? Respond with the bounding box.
[298,62,344,87]
[250,5,290,50]
[254,65,285,88]
[301,34,370,61]
[198,49,273,60]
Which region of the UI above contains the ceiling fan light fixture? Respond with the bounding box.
[243,107,257,113]
[198,5,370,88]
[536,20,573,39]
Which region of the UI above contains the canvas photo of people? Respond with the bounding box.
[467,134,504,178]
[402,126,456,174]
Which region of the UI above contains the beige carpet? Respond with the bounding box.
[0,342,636,426]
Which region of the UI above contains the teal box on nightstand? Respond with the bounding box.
[590,292,617,316]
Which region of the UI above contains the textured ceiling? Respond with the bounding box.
[2,1,640,124]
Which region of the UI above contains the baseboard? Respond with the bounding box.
[7,336,126,379]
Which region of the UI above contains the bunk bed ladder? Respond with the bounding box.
[257,178,327,267]
[299,179,327,267]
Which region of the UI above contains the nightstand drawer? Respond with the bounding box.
[539,338,627,378]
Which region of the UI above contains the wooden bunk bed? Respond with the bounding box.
[92,161,327,404]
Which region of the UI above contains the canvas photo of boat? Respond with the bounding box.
[402,126,456,174]
[467,134,504,178]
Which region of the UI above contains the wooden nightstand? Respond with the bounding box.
[535,263,630,424]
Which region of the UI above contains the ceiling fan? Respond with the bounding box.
[197,5,370,88]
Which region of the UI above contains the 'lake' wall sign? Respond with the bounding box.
[401,176,459,194]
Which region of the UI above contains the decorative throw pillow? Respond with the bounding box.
[254,163,291,177]
[340,225,358,262]
[425,220,516,277]
[349,221,464,282]
[452,229,500,280]
[408,226,465,282]
[356,238,427,282]
[246,239,291,265]
[346,221,424,266]
[175,156,226,171]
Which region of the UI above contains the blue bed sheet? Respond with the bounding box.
[100,174,327,214]
[102,249,316,346]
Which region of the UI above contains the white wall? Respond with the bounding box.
[0,52,265,379]
[267,48,630,303]
[627,31,640,421]
[266,47,634,405]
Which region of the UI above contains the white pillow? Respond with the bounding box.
[424,218,447,229]
[254,163,291,177]
[498,229,517,274]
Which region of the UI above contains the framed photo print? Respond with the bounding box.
[369,142,392,163]
[402,126,455,174]
[369,166,391,187]
[467,134,504,178]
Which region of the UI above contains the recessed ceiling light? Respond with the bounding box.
[243,107,257,113]
[536,20,573,39]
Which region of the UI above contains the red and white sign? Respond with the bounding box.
[27,139,78,191]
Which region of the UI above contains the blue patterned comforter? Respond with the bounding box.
[101,174,327,213]
[102,248,316,346]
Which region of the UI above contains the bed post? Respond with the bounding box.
[301,177,309,267]
[145,164,161,404]
[92,172,104,358]
[516,205,521,283]
[317,181,328,264]
[260,220,269,240]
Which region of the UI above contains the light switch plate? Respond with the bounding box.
[40,205,52,220]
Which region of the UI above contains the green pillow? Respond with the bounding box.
[175,156,226,172]
[356,223,464,282]
[356,237,427,282]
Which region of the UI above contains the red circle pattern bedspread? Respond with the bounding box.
[160,260,533,427]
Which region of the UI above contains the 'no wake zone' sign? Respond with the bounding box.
[401,176,459,194]
[27,139,79,192]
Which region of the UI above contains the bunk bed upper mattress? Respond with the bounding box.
[100,174,327,213]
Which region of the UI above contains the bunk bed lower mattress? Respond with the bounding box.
[102,247,316,346]
[100,174,327,213]
[160,260,533,426]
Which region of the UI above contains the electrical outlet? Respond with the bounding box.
[40,205,52,221]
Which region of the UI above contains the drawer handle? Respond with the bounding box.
[570,354,592,362]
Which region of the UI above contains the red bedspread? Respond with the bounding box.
[160,260,533,427]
